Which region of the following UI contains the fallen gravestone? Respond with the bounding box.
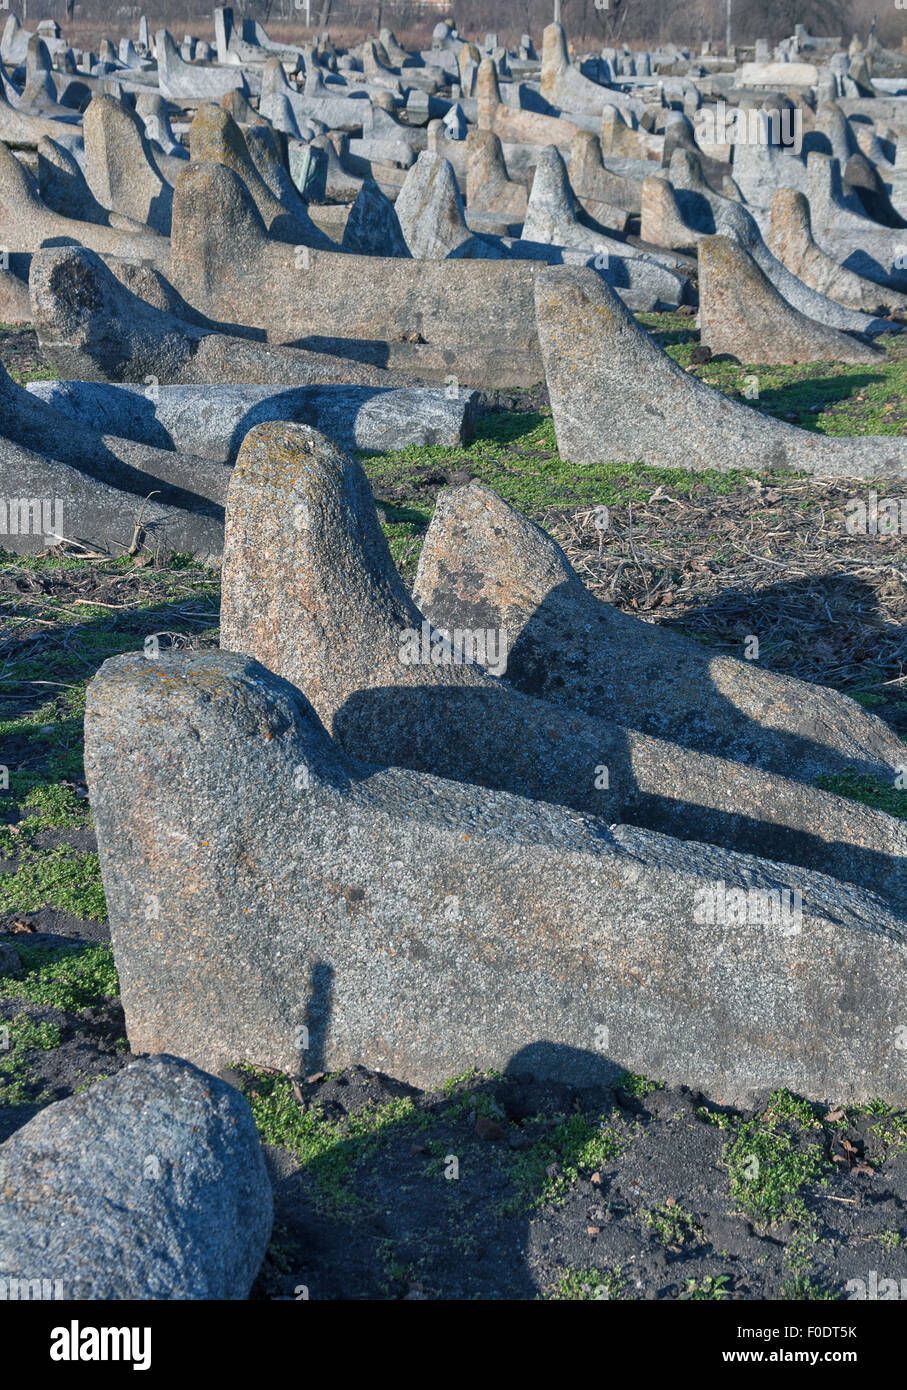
[521,144,691,309]
[476,56,580,151]
[0,335,227,558]
[187,102,335,248]
[136,91,188,160]
[167,161,545,386]
[0,429,224,562]
[259,56,372,135]
[156,27,252,102]
[37,135,142,228]
[82,93,172,235]
[26,379,481,457]
[599,104,661,161]
[0,138,167,272]
[541,23,644,119]
[465,128,527,219]
[0,348,230,505]
[806,153,907,292]
[0,83,80,148]
[569,129,641,224]
[219,423,625,819]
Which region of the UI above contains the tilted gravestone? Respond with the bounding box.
[413,481,905,786]
[768,187,907,316]
[697,234,882,364]
[82,94,173,235]
[643,157,894,337]
[535,265,907,479]
[0,139,167,274]
[216,423,907,902]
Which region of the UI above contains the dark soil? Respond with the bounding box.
[243,1067,907,1302]
[0,326,48,383]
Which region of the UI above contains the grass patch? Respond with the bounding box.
[816,770,907,821]
[642,1198,703,1249]
[869,1113,907,1163]
[0,994,65,1110]
[686,338,907,437]
[680,1275,732,1300]
[0,843,107,920]
[0,942,118,1010]
[17,782,89,829]
[241,1067,434,1215]
[0,783,90,857]
[436,1066,501,1095]
[0,1011,61,1095]
[359,410,752,527]
[715,1089,831,1226]
[0,1013,61,1107]
[549,1266,626,1300]
[618,1071,665,1099]
[501,1111,631,1215]
[779,1274,837,1301]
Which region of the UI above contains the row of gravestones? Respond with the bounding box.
[0,7,906,1301]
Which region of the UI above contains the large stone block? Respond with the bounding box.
[84,647,907,1107]
[28,245,441,389]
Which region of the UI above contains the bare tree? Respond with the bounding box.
[587,0,633,44]
[733,0,851,41]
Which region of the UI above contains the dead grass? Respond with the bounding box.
[547,476,907,730]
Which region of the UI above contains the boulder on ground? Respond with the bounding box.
[0,1055,272,1299]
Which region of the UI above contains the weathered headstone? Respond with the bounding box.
[414,481,905,783]
[698,234,881,364]
[768,187,907,316]
[535,265,907,478]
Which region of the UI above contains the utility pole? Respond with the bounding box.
[725,0,732,55]
[554,0,561,26]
